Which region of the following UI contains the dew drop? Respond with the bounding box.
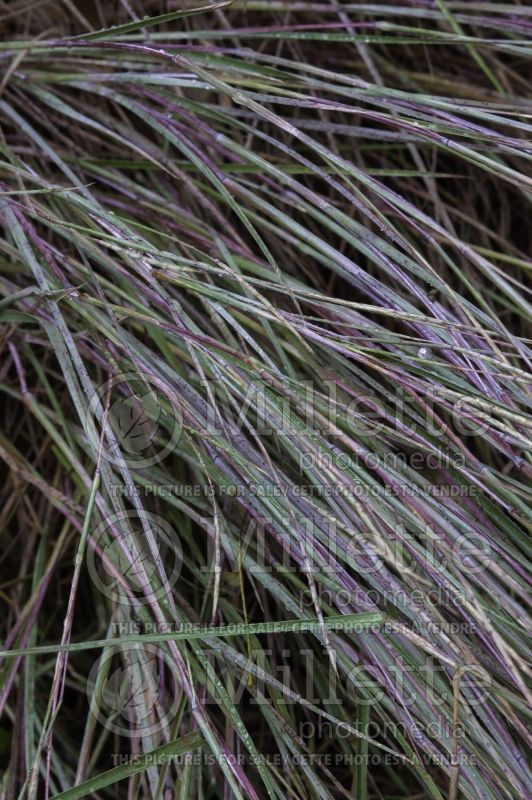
[417,347,431,358]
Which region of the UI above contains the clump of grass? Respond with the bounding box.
[0,2,530,799]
